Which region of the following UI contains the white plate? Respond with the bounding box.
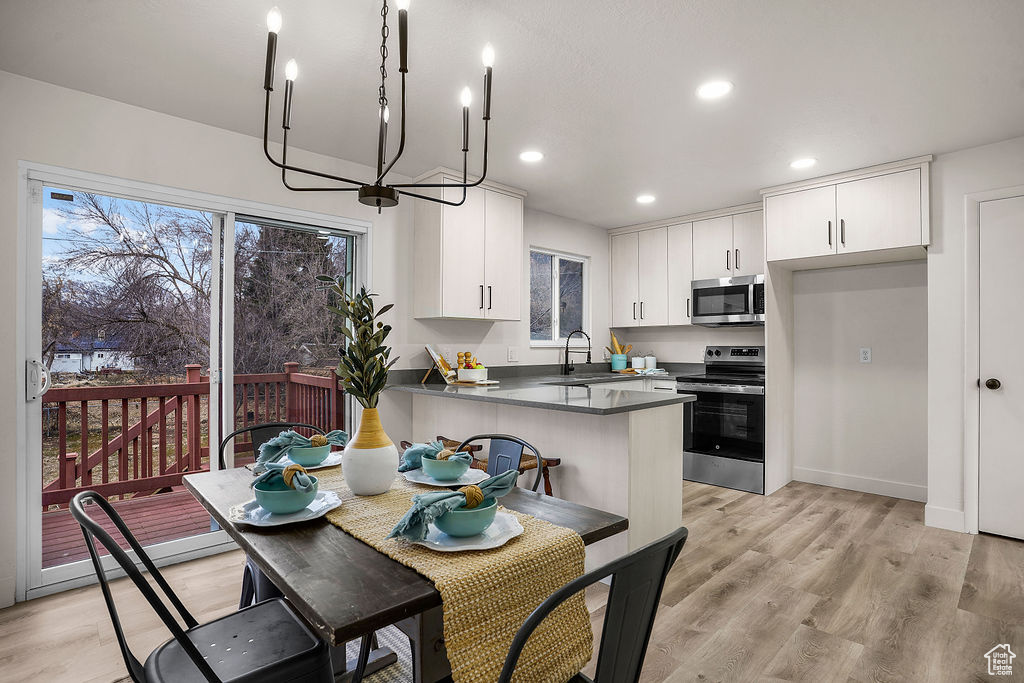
[401,467,488,487]
[413,511,524,552]
[228,490,342,527]
[282,450,344,471]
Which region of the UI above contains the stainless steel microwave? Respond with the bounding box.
[690,274,765,327]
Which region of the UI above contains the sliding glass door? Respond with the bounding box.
[19,170,364,598]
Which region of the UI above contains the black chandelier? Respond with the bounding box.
[261,1,494,211]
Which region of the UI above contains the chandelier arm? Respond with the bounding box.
[373,72,408,185]
[390,121,489,189]
[397,148,469,206]
[262,90,368,187]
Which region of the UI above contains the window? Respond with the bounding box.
[530,248,588,343]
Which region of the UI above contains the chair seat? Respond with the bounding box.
[145,598,333,683]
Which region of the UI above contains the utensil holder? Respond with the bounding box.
[610,354,627,371]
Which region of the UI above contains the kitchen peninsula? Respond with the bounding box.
[390,373,696,568]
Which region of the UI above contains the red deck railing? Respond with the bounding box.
[41,362,344,510]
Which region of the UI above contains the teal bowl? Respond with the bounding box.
[254,475,319,514]
[434,497,497,537]
[288,444,331,467]
[421,454,470,481]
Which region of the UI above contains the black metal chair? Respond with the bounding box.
[497,526,689,683]
[70,490,334,683]
[455,434,545,492]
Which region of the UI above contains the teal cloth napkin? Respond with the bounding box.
[250,461,316,493]
[387,469,519,542]
[398,441,473,472]
[255,429,348,472]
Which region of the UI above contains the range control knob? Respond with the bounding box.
[707,350,713,357]
[714,349,722,357]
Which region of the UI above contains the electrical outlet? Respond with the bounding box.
[859,347,872,363]
[507,346,519,363]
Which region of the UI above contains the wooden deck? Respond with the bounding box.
[41,489,214,569]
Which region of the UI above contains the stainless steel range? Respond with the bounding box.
[677,346,765,494]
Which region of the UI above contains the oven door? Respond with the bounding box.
[690,275,765,326]
[680,385,765,462]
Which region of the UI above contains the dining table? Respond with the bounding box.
[183,467,628,683]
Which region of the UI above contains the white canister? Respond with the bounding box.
[631,356,645,370]
[645,355,657,369]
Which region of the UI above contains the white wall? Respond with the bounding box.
[608,325,765,363]
[0,70,608,606]
[792,261,928,501]
[926,135,1024,531]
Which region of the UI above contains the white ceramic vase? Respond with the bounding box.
[341,407,397,496]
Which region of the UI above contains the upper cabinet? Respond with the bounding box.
[413,171,525,320]
[666,223,693,326]
[692,210,764,281]
[610,227,669,328]
[764,160,929,268]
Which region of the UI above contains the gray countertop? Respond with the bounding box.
[388,372,696,415]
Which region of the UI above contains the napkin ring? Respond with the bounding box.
[459,484,484,509]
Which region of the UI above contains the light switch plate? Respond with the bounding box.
[859,347,872,363]
[507,346,519,363]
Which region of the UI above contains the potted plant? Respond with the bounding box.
[319,279,399,495]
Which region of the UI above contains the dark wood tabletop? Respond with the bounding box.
[183,468,628,646]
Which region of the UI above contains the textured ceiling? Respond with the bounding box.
[1,0,1023,227]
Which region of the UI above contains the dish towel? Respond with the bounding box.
[387,470,518,542]
[255,429,348,471]
[398,440,474,472]
[250,462,316,493]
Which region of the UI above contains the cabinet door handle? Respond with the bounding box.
[633,302,637,320]
[487,285,492,310]
[686,297,690,318]
[827,220,832,247]
[479,284,484,309]
[840,218,846,246]
[735,248,740,271]
[640,301,645,319]
[726,250,731,271]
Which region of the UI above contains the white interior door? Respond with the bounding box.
[979,194,1024,539]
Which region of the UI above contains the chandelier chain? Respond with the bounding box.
[378,0,389,110]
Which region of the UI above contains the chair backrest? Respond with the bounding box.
[455,434,544,492]
[218,422,326,469]
[497,526,689,683]
[70,491,221,683]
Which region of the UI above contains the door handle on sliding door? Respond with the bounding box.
[25,359,51,401]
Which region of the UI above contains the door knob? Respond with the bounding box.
[985,378,1002,390]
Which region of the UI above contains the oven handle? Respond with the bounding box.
[677,383,765,395]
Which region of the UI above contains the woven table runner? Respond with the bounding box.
[315,467,593,683]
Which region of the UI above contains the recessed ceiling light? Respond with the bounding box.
[696,80,733,100]
[636,194,656,204]
[790,157,817,169]
[317,229,331,235]
[519,150,544,163]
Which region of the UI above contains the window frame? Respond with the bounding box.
[529,246,591,347]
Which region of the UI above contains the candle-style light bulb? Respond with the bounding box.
[382,105,390,124]
[481,43,495,68]
[460,87,472,108]
[266,7,282,33]
[395,0,410,10]
[285,59,298,81]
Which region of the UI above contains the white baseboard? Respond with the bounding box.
[793,466,927,502]
[924,504,967,533]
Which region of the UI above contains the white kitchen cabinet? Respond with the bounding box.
[413,172,525,320]
[693,211,764,280]
[692,216,734,280]
[610,232,640,327]
[637,227,668,325]
[835,169,922,254]
[764,164,927,266]
[666,222,693,326]
[483,190,523,319]
[765,185,836,261]
[732,210,764,276]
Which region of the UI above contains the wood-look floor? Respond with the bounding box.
[2,480,1022,682]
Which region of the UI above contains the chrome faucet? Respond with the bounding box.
[563,330,592,375]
